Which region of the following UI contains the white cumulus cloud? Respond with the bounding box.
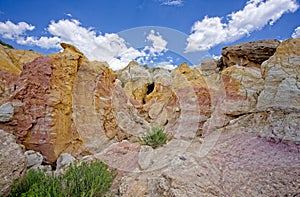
[0,21,35,39]
[16,36,61,49]
[185,0,299,52]
[0,20,171,70]
[0,19,145,70]
[292,26,300,38]
[143,29,168,56]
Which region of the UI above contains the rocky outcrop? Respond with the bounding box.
[220,39,280,68]
[0,129,26,196]
[72,60,113,154]
[211,39,300,142]
[254,38,300,141]
[116,39,300,196]
[0,44,42,74]
[0,38,299,196]
[117,61,153,104]
[1,43,84,163]
[221,66,264,115]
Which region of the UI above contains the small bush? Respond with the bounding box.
[10,168,46,196]
[10,160,116,197]
[139,126,167,149]
[0,40,14,49]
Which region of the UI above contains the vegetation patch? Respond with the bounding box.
[0,40,14,49]
[10,160,116,197]
[139,126,168,149]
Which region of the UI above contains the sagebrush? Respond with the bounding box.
[10,160,116,197]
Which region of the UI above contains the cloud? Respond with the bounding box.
[0,21,35,39]
[185,0,299,52]
[65,13,72,17]
[0,20,170,70]
[0,19,145,70]
[16,36,61,49]
[292,26,300,38]
[155,60,176,70]
[143,29,168,56]
[159,0,183,6]
[46,19,146,70]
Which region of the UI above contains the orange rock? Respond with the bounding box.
[3,44,84,163]
[0,44,42,74]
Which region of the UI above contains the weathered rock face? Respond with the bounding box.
[254,38,300,141]
[258,38,300,109]
[0,45,41,103]
[221,39,280,68]
[0,44,42,74]
[171,63,212,137]
[1,43,84,163]
[72,60,113,154]
[221,66,264,116]
[117,61,153,104]
[0,38,299,196]
[0,69,19,103]
[0,129,26,196]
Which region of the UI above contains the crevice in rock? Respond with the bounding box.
[146,83,155,95]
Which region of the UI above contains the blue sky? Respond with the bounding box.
[0,0,299,70]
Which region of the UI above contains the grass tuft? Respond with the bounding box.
[139,126,168,149]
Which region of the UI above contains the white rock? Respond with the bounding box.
[0,102,14,122]
[24,150,44,168]
[56,153,75,170]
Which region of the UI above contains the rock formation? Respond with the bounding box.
[0,38,299,196]
[220,39,280,68]
[0,43,84,163]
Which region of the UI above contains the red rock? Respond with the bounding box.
[1,44,84,163]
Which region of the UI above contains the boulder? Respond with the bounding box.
[24,150,44,168]
[56,153,76,170]
[95,140,140,172]
[221,39,280,68]
[0,129,26,196]
[0,102,14,122]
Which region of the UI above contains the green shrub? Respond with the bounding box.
[9,160,116,197]
[0,40,14,49]
[139,126,168,149]
[10,168,46,196]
